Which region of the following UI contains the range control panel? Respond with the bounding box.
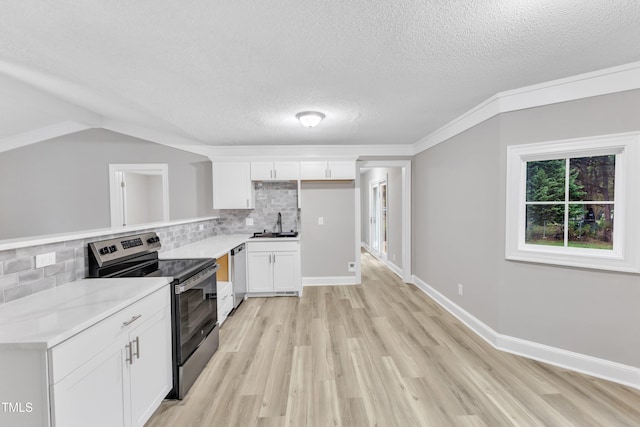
[89,232,161,266]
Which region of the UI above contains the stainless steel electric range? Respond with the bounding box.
[88,231,219,400]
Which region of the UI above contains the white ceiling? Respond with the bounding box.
[0,1,639,148]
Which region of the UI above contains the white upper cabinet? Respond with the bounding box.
[212,162,255,209]
[250,161,300,181]
[300,161,355,180]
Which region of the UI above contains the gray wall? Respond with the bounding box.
[301,182,356,278]
[412,89,640,368]
[0,128,216,239]
[360,167,403,268]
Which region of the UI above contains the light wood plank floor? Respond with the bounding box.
[146,251,640,426]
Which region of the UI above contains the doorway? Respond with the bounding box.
[370,179,388,261]
[109,164,170,228]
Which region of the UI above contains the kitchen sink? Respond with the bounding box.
[251,231,299,238]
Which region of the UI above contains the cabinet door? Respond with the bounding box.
[327,161,355,180]
[300,161,328,180]
[273,162,300,180]
[272,251,299,292]
[250,162,273,181]
[51,340,127,427]
[247,252,273,292]
[213,162,254,209]
[128,307,173,427]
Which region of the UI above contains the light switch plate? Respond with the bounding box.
[318,217,324,225]
[246,218,254,226]
[35,252,56,268]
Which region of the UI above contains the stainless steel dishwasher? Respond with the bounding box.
[230,243,247,310]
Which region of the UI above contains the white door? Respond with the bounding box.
[370,179,388,259]
[250,162,273,181]
[128,307,172,427]
[272,251,298,292]
[370,184,379,253]
[247,252,273,292]
[327,161,355,180]
[213,162,254,209]
[380,181,388,261]
[300,161,328,180]
[51,340,127,427]
[273,162,300,180]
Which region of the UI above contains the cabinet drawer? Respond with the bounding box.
[49,286,170,385]
[218,281,233,299]
[247,241,299,252]
[221,297,234,318]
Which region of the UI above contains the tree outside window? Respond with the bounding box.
[525,155,615,250]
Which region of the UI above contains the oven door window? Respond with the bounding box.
[176,276,217,364]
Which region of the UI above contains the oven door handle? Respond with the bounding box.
[175,264,219,294]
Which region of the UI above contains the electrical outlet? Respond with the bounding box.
[348,262,356,272]
[35,252,56,268]
[318,217,324,225]
[458,284,463,296]
[246,218,254,226]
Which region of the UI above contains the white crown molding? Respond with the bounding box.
[413,61,640,155]
[303,276,359,286]
[201,144,415,161]
[412,275,640,391]
[0,121,95,154]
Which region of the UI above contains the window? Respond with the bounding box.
[505,133,640,273]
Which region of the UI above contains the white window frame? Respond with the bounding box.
[505,132,640,273]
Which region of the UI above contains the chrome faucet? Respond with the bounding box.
[277,212,282,234]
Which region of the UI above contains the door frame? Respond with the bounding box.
[369,177,388,261]
[355,160,412,283]
[108,164,170,228]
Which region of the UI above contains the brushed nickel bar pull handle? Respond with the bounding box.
[274,170,277,179]
[273,253,276,263]
[270,170,273,179]
[122,314,142,327]
[133,336,140,360]
[125,342,133,365]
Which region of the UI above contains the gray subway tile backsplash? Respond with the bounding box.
[4,257,33,274]
[0,182,300,305]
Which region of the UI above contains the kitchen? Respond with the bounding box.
[1,2,640,426]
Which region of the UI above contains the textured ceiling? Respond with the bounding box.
[0,1,639,146]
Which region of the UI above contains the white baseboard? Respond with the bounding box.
[303,276,359,286]
[412,275,640,391]
[387,260,403,279]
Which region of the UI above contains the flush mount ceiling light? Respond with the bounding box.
[296,111,325,128]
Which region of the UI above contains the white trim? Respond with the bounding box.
[0,121,95,154]
[302,276,359,286]
[387,260,403,279]
[0,216,219,252]
[360,241,371,252]
[414,61,640,155]
[354,168,362,285]
[505,132,640,273]
[412,275,640,391]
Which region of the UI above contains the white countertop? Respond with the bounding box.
[160,234,252,259]
[0,278,171,349]
[160,233,301,260]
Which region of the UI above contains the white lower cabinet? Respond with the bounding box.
[217,281,234,325]
[247,240,301,295]
[49,286,172,427]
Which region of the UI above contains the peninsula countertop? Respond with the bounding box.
[0,277,171,349]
